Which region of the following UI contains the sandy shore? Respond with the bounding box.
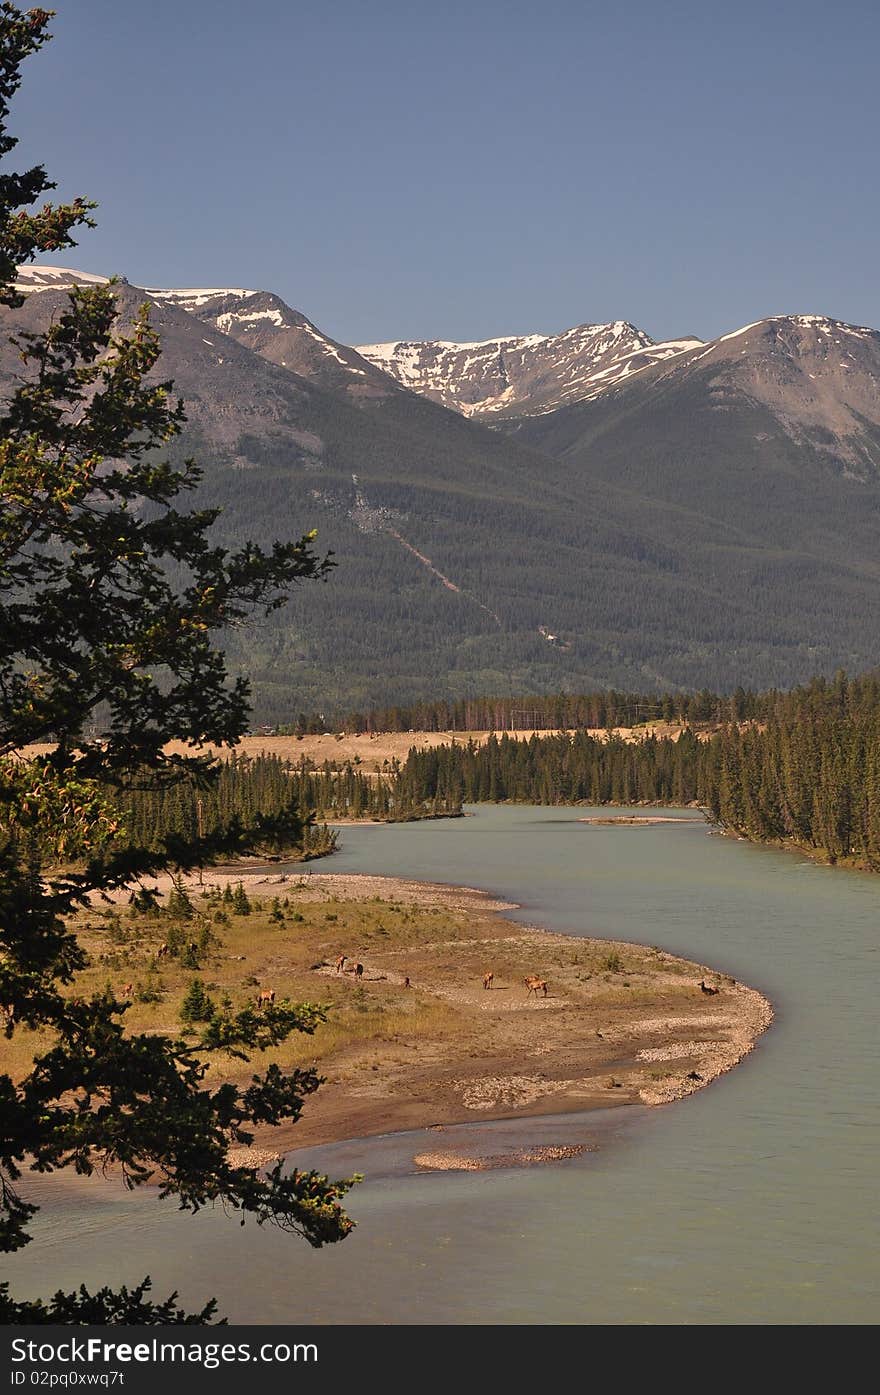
[117,868,774,1161]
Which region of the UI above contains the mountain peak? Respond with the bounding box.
[707,313,878,346]
[148,286,402,403]
[143,285,258,308]
[356,321,702,417]
[14,264,110,292]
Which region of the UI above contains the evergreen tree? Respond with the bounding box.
[166,877,195,920]
[179,978,216,1025]
[0,7,354,1325]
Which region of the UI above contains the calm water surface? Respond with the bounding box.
[7,807,880,1324]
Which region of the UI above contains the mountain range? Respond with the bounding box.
[6,264,880,719]
[355,322,702,418]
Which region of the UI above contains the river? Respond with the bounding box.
[6,806,879,1324]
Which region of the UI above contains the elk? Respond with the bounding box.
[700,979,719,996]
[354,963,364,979]
[334,953,346,974]
[120,983,133,998]
[156,942,169,958]
[256,988,276,1008]
[524,975,548,997]
[482,971,494,990]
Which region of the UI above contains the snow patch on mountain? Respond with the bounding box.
[297,319,365,370]
[216,307,286,332]
[14,264,110,292]
[356,322,702,417]
[145,286,256,309]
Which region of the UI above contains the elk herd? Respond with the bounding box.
[66,888,724,1035]
[103,966,719,1020]
[328,960,551,998]
[45,878,727,1052]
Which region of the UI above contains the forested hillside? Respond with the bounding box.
[298,686,762,732]
[8,276,880,717]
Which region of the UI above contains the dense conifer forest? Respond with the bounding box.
[123,671,880,871]
[290,686,763,734]
[120,753,462,859]
[388,671,880,869]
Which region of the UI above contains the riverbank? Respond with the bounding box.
[577,814,706,825]
[88,869,772,1160]
[711,823,880,875]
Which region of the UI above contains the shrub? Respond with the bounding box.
[135,975,164,1004]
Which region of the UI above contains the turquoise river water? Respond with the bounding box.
[5,805,879,1324]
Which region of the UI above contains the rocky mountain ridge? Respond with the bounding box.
[356,321,702,417]
[10,264,880,715]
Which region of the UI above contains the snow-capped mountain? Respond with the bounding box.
[13,268,402,405]
[355,322,703,418]
[16,271,879,466]
[15,267,702,419]
[14,264,110,292]
[145,286,399,403]
[511,313,880,477]
[653,314,880,460]
[9,265,880,709]
[511,313,880,519]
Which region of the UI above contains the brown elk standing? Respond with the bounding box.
[700,979,719,996]
[256,988,276,1008]
[524,975,548,998]
[334,953,346,974]
[354,963,364,979]
[482,971,494,990]
[156,942,169,958]
[120,983,133,998]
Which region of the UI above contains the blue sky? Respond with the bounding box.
[14,0,880,345]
